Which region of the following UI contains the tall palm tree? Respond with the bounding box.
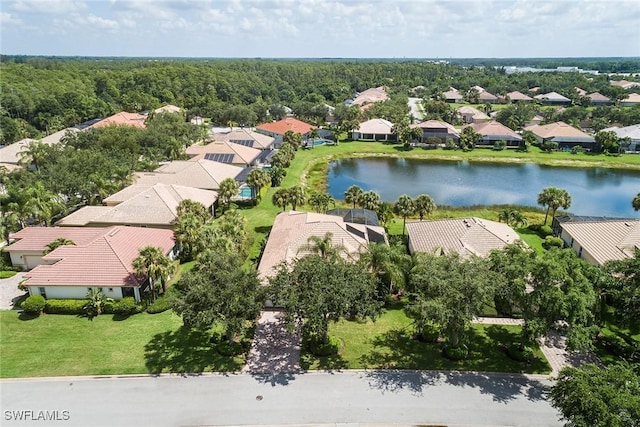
[218,178,240,212]
[344,185,363,208]
[43,238,75,255]
[288,186,306,210]
[272,188,291,211]
[360,190,381,211]
[360,243,410,294]
[394,194,415,235]
[414,194,437,221]
[132,246,173,301]
[246,168,271,204]
[538,187,572,225]
[309,193,334,213]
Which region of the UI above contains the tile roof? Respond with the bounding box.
[90,112,147,129]
[351,86,389,106]
[140,159,243,190]
[587,92,610,102]
[507,91,533,101]
[406,217,522,257]
[478,91,498,102]
[55,206,113,226]
[443,88,464,100]
[457,106,490,121]
[214,128,275,150]
[6,227,108,252]
[603,124,640,141]
[524,121,595,141]
[411,120,460,135]
[185,140,261,165]
[256,118,315,136]
[22,226,175,287]
[574,87,587,96]
[610,80,640,89]
[356,118,394,134]
[558,218,640,266]
[153,105,182,114]
[0,128,78,165]
[466,121,522,141]
[622,93,640,104]
[258,211,387,280]
[534,92,571,102]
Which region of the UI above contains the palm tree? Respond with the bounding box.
[344,185,363,208]
[84,289,112,318]
[394,194,415,235]
[218,178,239,212]
[375,202,395,229]
[538,187,572,225]
[132,246,173,301]
[309,193,334,213]
[297,232,346,260]
[245,169,271,205]
[511,210,528,228]
[288,186,306,210]
[360,243,410,294]
[272,188,291,211]
[633,193,640,211]
[269,166,286,187]
[414,194,437,221]
[360,190,382,211]
[43,238,75,255]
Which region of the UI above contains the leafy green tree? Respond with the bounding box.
[173,251,263,344]
[604,248,640,326]
[245,168,271,204]
[308,193,334,213]
[132,246,174,300]
[272,188,291,211]
[283,130,304,150]
[595,130,620,154]
[269,254,381,344]
[218,178,239,212]
[359,190,381,211]
[458,126,481,151]
[414,194,437,221]
[537,187,572,225]
[550,363,640,427]
[394,194,415,235]
[360,242,411,295]
[196,210,249,259]
[407,253,496,348]
[634,193,640,211]
[488,242,536,317]
[334,104,362,143]
[375,202,394,229]
[344,185,363,208]
[541,140,559,152]
[43,237,75,255]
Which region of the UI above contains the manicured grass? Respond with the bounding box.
[594,305,640,365]
[0,271,18,279]
[0,310,246,378]
[300,306,551,374]
[515,227,546,254]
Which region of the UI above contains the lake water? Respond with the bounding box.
[327,158,640,218]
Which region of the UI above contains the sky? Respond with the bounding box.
[1,0,639,58]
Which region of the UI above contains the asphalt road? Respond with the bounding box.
[408,97,424,121]
[0,371,561,427]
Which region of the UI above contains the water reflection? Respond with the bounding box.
[328,158,640,217]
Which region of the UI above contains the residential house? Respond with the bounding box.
[213,128,276,151]
[57,183,218,229]
[255,118,316,138]
[472,86,499,104]
[553,215,640,267]
[406,217,522,257]
[153,105,183,114]
[621,93,640,107]
[506,91,533,103]
[186,140,262,167]
[587,92,611,105]
[347,87,389,111]
[603,124,640,152]
[325,208,381,226]
[352,118,396,141]
[534,92,572,105]
[525,115,545,127]
[457,106,490,124]
[574,87,587,96]
[190,116,205,125]
[257,211,387,280]
[133,159,245,190]
[410,120,460,144]
[0,128,79,169]
[610,80,640,90]
[8,226,176,302]
[465,121,523,148]
[443,88,464,103]
[90,111,147,129]
[524,121,597,151]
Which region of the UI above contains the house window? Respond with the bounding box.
[578,247,583,258]
[108,288,114,292]
[88,287,92,292]
[38,287,46,298]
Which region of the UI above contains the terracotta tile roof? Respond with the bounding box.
[356,118,394,134]
[22,226,175,287]
[558,218,640,266]
[6,227,107,252]
[466,121,522,141]
[55,206,113,226]
[90,112,147,129]
[256,118,315,136]
[524,121,594,141]
[258,211,387,280]
[185,140,261,165]
[351,86,389,106]
[407,217,522,257]
[214,128,275,150]
[507,91,533,101]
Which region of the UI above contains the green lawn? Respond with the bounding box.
[301,306,551,374]
[0,310,245,378]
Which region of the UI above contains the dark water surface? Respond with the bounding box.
[327,158,640,217]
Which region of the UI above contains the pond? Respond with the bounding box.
[327,158,640,217]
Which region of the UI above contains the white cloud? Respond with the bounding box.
[0,12,23,25]
[85,14,119,30]
[11,0,87,14]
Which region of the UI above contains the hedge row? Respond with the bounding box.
[22,298,143,315]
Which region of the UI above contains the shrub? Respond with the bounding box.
[443,344,468,361]
[22,295,46,314]
[507,342,535,362]
[114,297,140,315]
[147,295,173,314]
[542,236,564,250]
[539,225,553,237]
[103,300,116,314]
[44,299,87,315]
[418,322,441,343]
[217,341,244,357]
[309,335,341,356]
[598,334,637,358]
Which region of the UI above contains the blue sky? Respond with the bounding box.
[1,0,639,58]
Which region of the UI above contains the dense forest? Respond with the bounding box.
[2,56,639,145]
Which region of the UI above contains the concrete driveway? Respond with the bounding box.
[0,272,27,310]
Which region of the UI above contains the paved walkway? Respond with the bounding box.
[0,272,26,310]
[244,311,302,376]
[473,316,600,377]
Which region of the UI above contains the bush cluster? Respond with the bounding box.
[597,334,639,360]
[443,344,468,361]
[507,342,535,362]
[146,296,173,314]
[216,341,244,357]
[22,295,46,314]
[308,336,341,357]
[418,322,441,343]
[542,236,564,250]
[44,299,87,315]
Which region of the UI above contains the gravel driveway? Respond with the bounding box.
[0,272,27,310]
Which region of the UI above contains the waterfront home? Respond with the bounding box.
[411,120,460,144]
[602,124,640,152]
[186,140,262,167]
[214,128,275,151]
[7,226,176,302]
[255,118,316,138]
[464,121,523,148]
[524,121,596,151]
[352,118,396,141]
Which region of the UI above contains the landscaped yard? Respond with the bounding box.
[300,305,551,374]
[0,310,246,378]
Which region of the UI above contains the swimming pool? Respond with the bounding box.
[306,138,334,147]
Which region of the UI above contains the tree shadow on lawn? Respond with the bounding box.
[144,326,243,375]
[360,325,550,402]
